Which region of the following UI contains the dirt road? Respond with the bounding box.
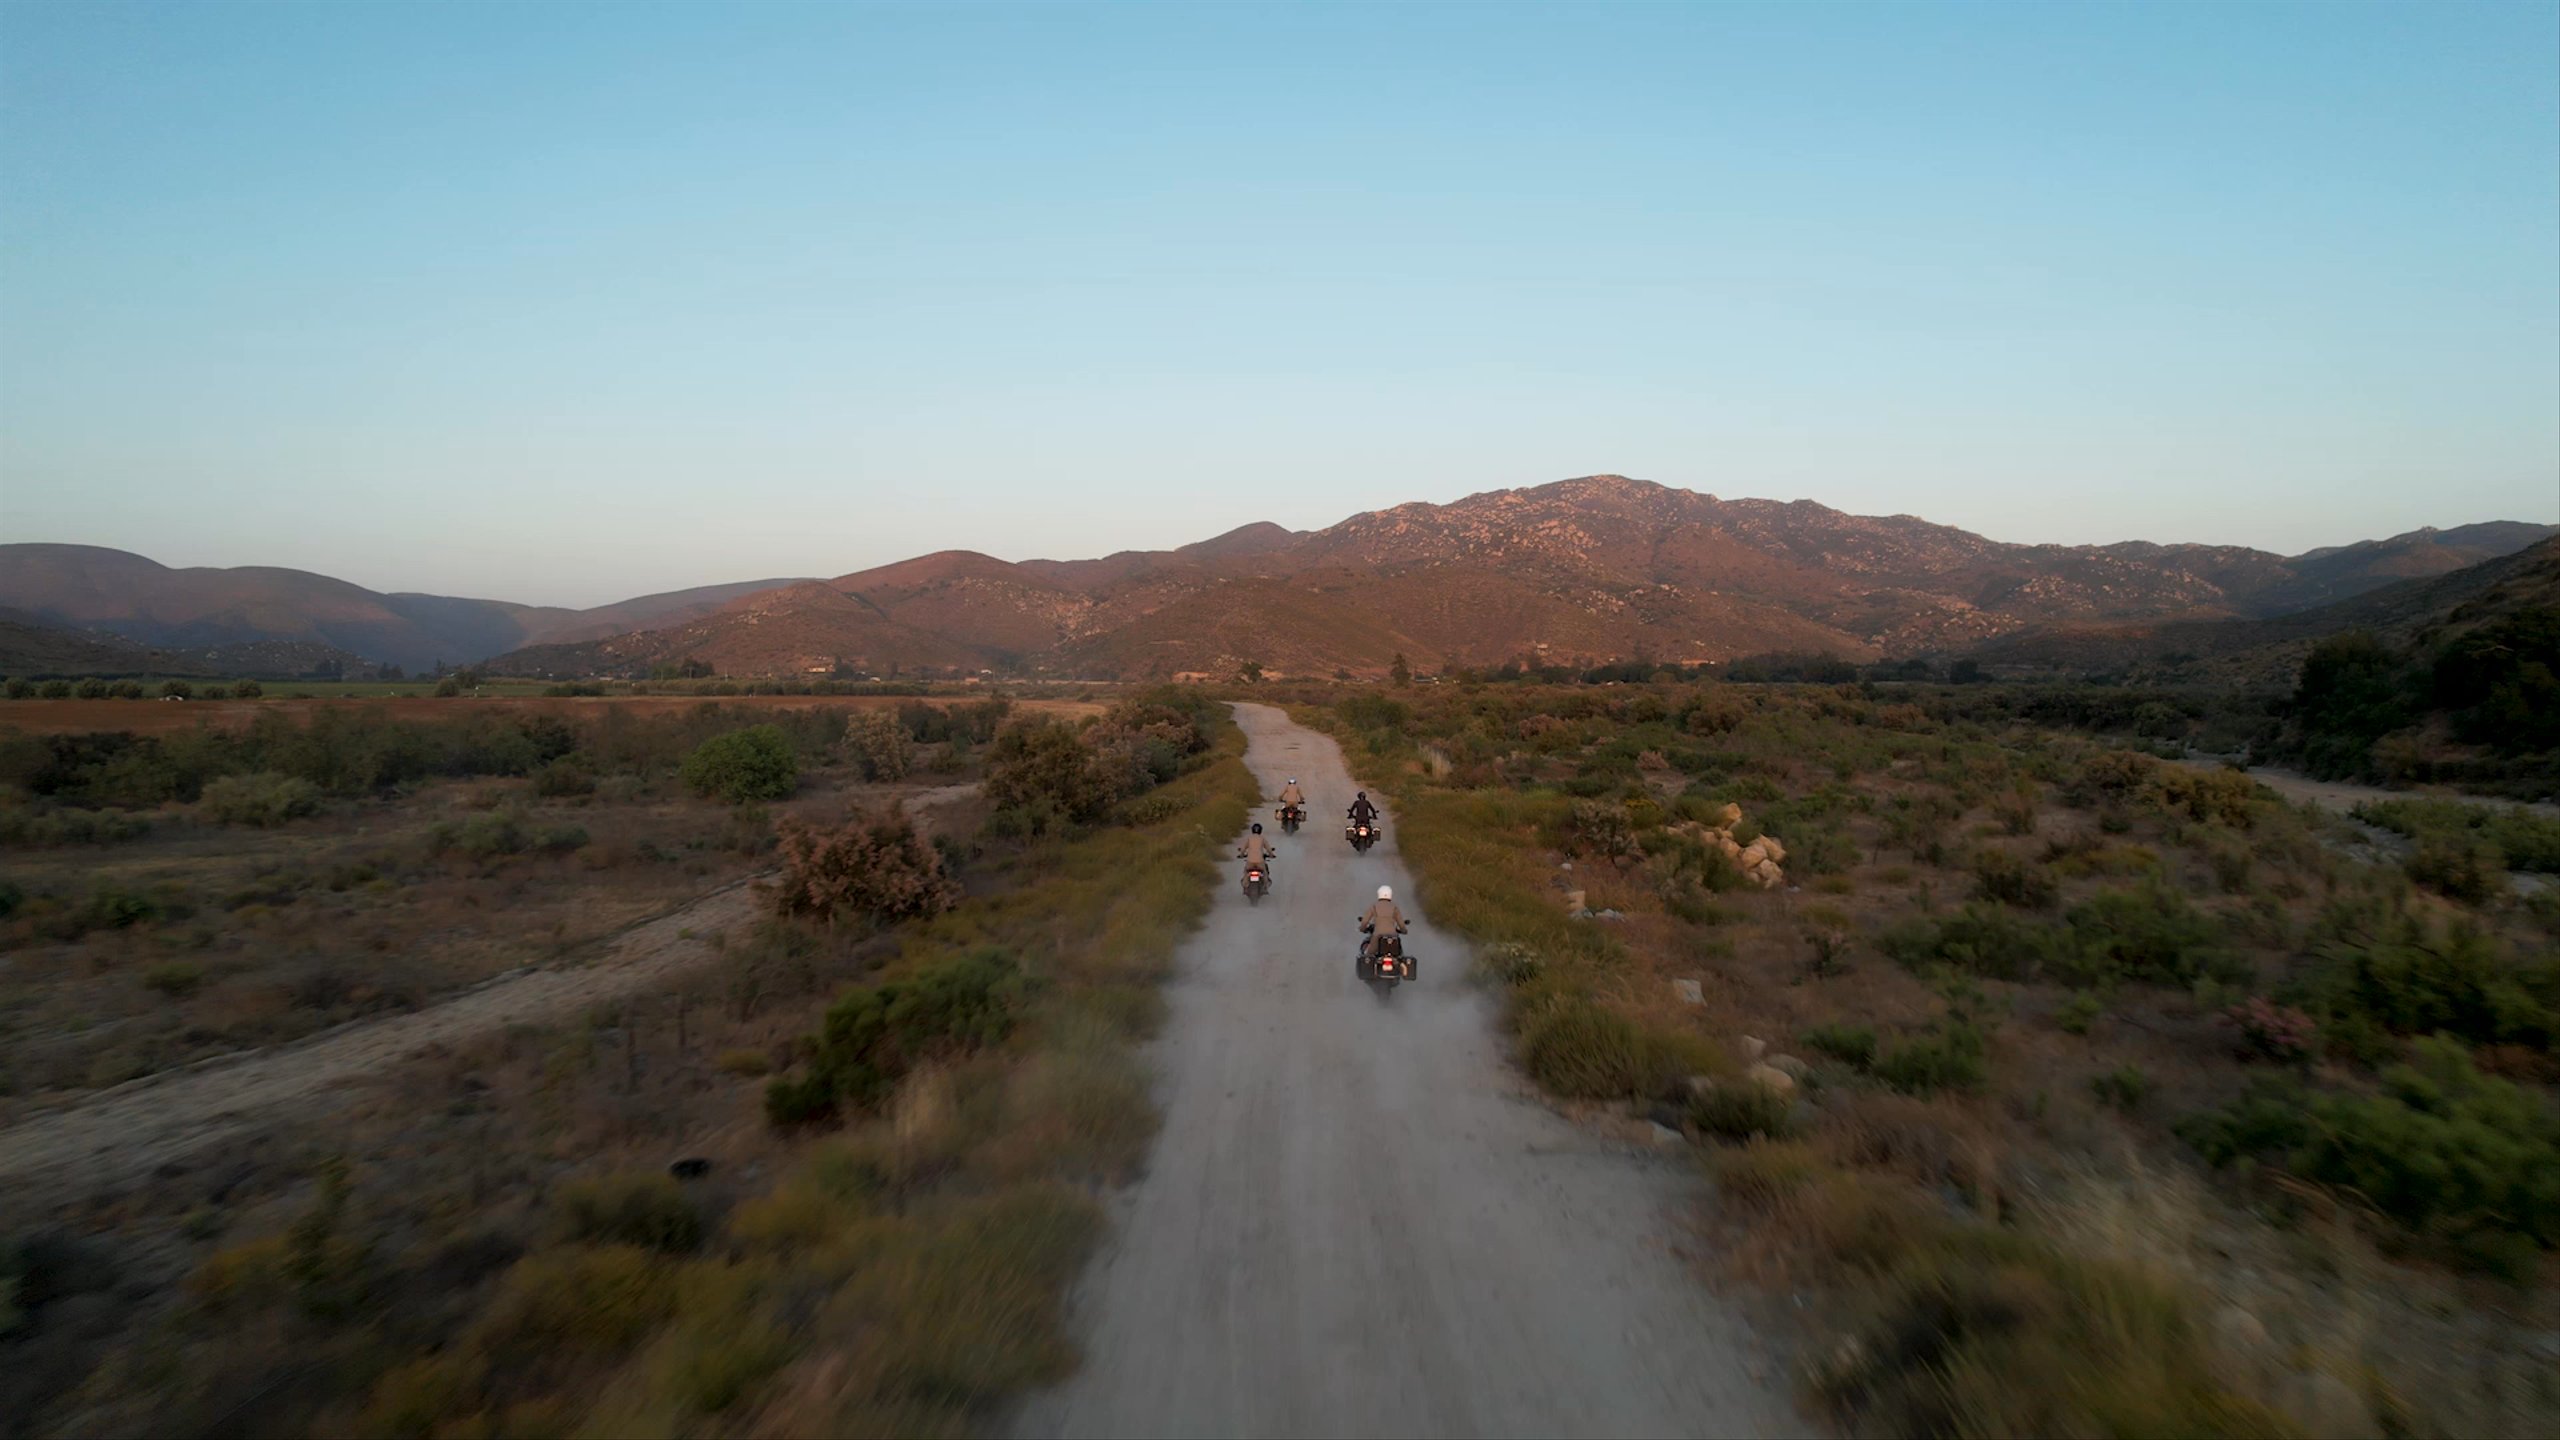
[0,782,983,1207]
[1014,705,1792,1439]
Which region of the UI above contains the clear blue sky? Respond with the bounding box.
[2,1,2554,607]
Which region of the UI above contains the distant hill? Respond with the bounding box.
[1969,536,2560,686]
[482,475,2556,680]
[0,544,808,672]
[19,482,2549,681]
[0,614,372,680]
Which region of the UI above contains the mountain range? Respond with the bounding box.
[0,544,809,674]
[3,477,2551,681]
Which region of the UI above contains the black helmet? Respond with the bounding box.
[1356,790,1367,799]
[1251,822,1263,834]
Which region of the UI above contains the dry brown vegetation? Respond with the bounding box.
[1298,679,2560,1439]
[1,689,1259,1437]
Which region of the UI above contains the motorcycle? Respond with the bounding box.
[1358,930,1416,993]
[1242,863,1270,904]
[1277,803,1304,834]
[1346,818,1380,854]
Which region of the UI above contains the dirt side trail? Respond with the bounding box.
[1013,705,1794,1439]
[0,783,982,1208]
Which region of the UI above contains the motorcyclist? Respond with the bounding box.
[1276,778,1307,819]
[1357,883,1407,962]
[1347,790,1379,832]
[1236,822,1278,869]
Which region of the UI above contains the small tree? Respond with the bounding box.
[160,680,193,699]
[773,806,960,923]
[1390,653,1412,687]
[846,709,913,781]
[681,725,799,802]
[1239,659,1265,683]
[233,679,263,699]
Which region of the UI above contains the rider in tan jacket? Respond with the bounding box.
[1237,824,1278,867]
[1277,778,1307,811]
[1358,885,1406,959]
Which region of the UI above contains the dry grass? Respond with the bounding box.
[1302,683,2560,1440]
[7,706,1255,1438]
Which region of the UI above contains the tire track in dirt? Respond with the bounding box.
[0,783,982,1206]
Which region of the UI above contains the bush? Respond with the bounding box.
[554,1171,703,1253]
[2056,992,2102,1035]
[2182,1039,2560,1273]
[1568,800,1641,866]
[2355,796,2560,875]
[773,807,961,924]
[143,961,205,997]
[433,809,528,860]
[2310,911,2553,1053]
[1971,849,2058,909]
[2404,835,2506,902]
[847,709,914,781]
[680,725,798,803]
[1819,1240,2285,1438]
[1873,1023,1988,1095]
[1691,1079,1795,1141]
[2222,997,2315,1063]
[2061,883,2232,988]
[1517,997,1655,1099]
[1802,1023,1878,1069]
[983,721,1112,833]
[1880,904,2062,982]
[2151,767,2260,827]
[199,771,323,827]
[2089,1063,2149,1111]
[773,948,1029,1120]
[532,756,596,797]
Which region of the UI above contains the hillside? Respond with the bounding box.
[1970,536,2560,686]
[0,544,807,672]
[484,476,2555,680]
[21,481,2550,681]
[0,614,370,680]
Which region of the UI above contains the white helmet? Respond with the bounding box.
[1377,885,1393,901]
[1288,777,1298,784]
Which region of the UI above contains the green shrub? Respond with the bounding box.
[1820,1239,2285,1438]
[2056,992,2102,1036]
[1873,1023,1988,1095]
[680,725,798,803]
[2182,1039,2560,1273]
[2151,767,2260,827]
[1691,1079,1795,1141]
[555,1171,703,1253]
[983,720,1112,833]
[1880,904,2061,982]
[2089,1064,2149,1112]
[433,809,528,860]
[1517,997,1654,1099]
[532,756,596,797]
[775,948,1028,1120]
[143,961,205,997]
[199,771,322,827]
[2310,911,2554,1053]
[2404,835,2506,903]
[2061,883,2233,987]
[846,709,914,781]
[1971,849,2059,909]
[1802,1023,1878,1069]
[534,824,589,853]
[2354,796,2560,875]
